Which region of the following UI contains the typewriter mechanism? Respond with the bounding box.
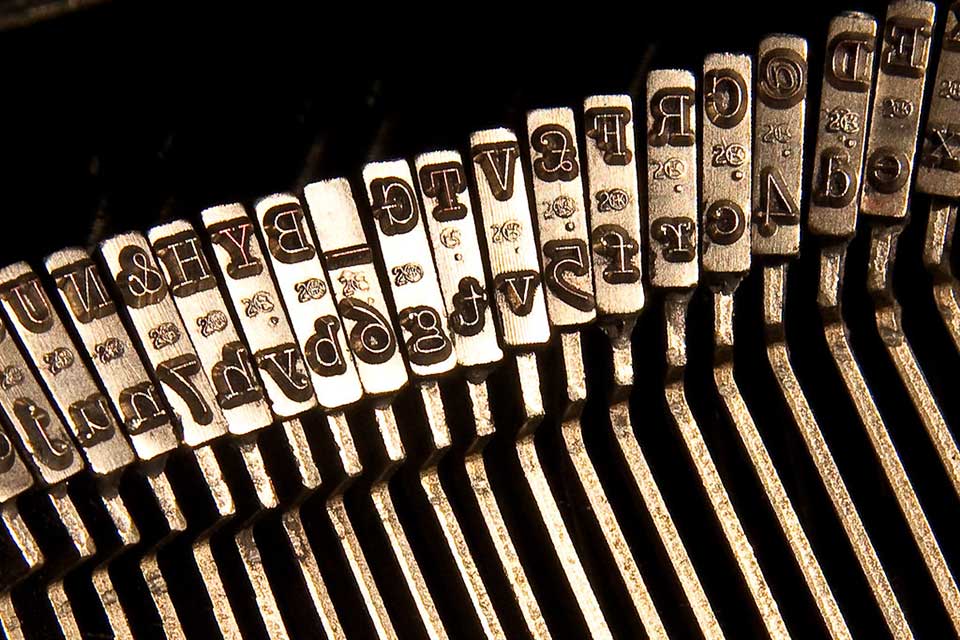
[2,1,960,638]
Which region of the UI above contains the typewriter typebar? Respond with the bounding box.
[11,1,960,638]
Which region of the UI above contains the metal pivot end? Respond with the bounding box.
[45,248,187,638]
[203,202,350,639]
[0,262,138,640]
[98,231,246,639]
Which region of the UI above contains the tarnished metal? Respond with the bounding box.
[583,94,645,318]
[469,128,551,347]
[648,66,788,638]
[362,158,503,638]
[923,199,960,353]
[752,35,808,256]
[861,0,934,219]
[0,262,134,477]
[416,149,549,637]
[99,231,244,638]
[646,69,699,289]
[99,232,229,447]
[526,106,665,638]
[817,245,960,634]
[751,27,912,636]
[701,53,752,276]
[701,50,849,638]
[916,1,960,197]
[586,92,721,639]
[471,126,612,639]
[807,12,878,239]
[304,178,447,640]
[525,107,596,327]
[201,202,350,638]
[46,248,187,638]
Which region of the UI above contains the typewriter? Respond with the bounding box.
[0,0,959,638]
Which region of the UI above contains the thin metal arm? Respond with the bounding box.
[371,404,449,640]
[558,331,667,639]
[818,244,960,635]
[0,504,42,640]
[189,444,243,639]
[663,292,789,639]
[869,223,960,502]
[141,468,188,640]
[763,262,911,638]
[418,381,504,639]
[713,287,849,639]
[233,439,289,640]
[45,483,97,640]
[605,327,725,640]
[92,479,139,640]
[464,376,551,639]
[923,199,960,355]
[324,411,397,640]
[276,417,345,640]
[514,352,612,640]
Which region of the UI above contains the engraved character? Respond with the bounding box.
[826,31,875,92]
[118,382,168,435]
[813,148,856,207]
[256,344,314,403]
[0,275,53,334]
[115,245,168,309]
[945,4,960,52]
[210,342,264,410]
[51,260,116,324]
[154,231,217,298]
[399,306,453,366]
[592,224,640,285]
[882,16,931,78]
[704,69,748,129]
[754,166,799,236]
[337,297,397,365]
[419,162,468,222]
[652,217,696,262]
[704,200,746,245]
[493,271,541,316]
[866,147,910,194]
[304,316,348,376]
[155,354,213,426]
[584,107,632,165]
[449,276,487,337]
[648,88,696,147]
[68,393,114,447]
[0,431,15,474]
[13,397,73,470]
[370,177,419,235]
[758,48,806,108]
[209,220,264,280]
[263,203,317,264]
[472,142,520,201]
[542,239,595,312]
[530,124,580,182]
[921,125,960,173]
